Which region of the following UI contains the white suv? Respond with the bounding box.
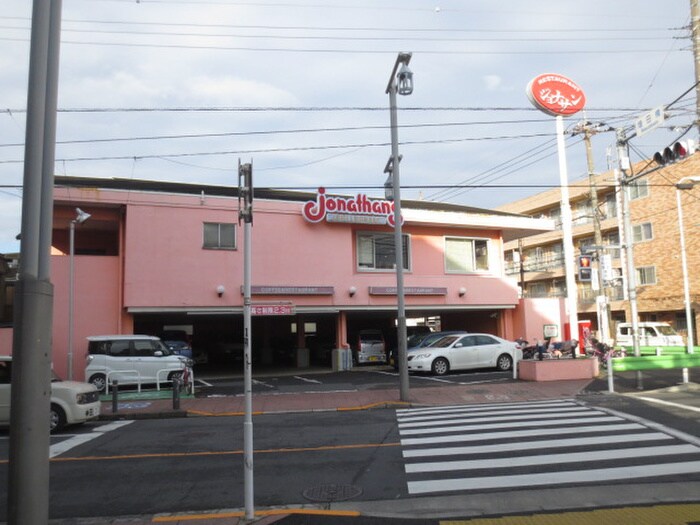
[85,335,192,392]
[0,356,101,432]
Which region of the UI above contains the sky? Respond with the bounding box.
[0,0,695,254]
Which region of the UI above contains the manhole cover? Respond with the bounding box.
[302,483,363,503]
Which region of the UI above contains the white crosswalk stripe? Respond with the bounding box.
[397,399,700,495]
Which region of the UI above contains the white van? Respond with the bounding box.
[615,322,684,348]
[85,335,192,391]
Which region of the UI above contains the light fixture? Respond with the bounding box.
[216,284,225,297]
[74,207,91,225]
[458,287,466,297]
[396,57,413,95]
[348,286,357,297]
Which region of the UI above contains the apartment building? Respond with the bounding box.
[497,151,700,343]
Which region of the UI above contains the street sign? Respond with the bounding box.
[251,304,295,316]
[634,106,664,138]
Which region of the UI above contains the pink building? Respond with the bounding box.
[1,176,559,380]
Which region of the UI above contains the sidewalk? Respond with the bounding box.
[99,376,594,420]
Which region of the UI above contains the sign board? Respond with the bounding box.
[634,106,664,138]
[302,187,401,227]
[526,73,586,116]
[543,324,559,338]
[251,304,295,316]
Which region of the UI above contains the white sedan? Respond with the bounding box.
[407,333,522,375]
[0,356,101,432]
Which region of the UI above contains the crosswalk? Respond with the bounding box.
[396,399,700,495]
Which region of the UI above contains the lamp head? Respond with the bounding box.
[458,287,466,297]
[348,286,357,297]
[216,284,225,297]
[396,62,413,96]
[74,208,91,224]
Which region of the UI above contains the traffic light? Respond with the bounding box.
[653,140,695,166]
[578,254,592,282]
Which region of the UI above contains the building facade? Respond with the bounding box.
[1,177,556,380]
[497,151,700,344]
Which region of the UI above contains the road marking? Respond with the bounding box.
[406,444,698,473]
[401,423,645,450]
[49,420,133,458]
[400,415,622,440]
[407,461,700,494]
[49,440,401,463]
[402,430,672,458]
[399,400,700,497]
[196,379,213,387]
[252,379,275,389]
[397,398,574,414]
[635,395,700,414]
[293,376,322,384]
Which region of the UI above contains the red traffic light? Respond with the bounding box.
[653,140,695,166]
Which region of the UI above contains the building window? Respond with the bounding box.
[203,222,236,250]
[632,222,653,243]
[636,266,656,285]
[445,237,489,273]
[604,193,617,219]
[357,232,410,271]
[629,179,649,200]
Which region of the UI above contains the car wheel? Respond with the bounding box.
[496,353,513,371]
[50,404,66,433]
[431,357,449,376]
[89,373,107,392]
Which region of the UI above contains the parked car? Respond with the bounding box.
[85,335,193,392]
[353,330,387,364]
[0,356,101,432]
[406,333,522,375]
[615,322,684,348]
[162,339,193,359]
[391,330,467,369]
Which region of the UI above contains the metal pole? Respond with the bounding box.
[8,1,62,523]
[676,185,694,384]
[68,220,75,380]
[239,162,254,520]
[555,116,579,341]
[388,78,409,402]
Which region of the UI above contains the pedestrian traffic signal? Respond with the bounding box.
[653,140,695,166]
[578,254,592,282]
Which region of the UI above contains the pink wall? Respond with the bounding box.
[0,328,12,355]
[515,297,566,344]
[51,256,122,380]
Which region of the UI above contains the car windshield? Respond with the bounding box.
[430,335,460,348]
[657,325,678,335]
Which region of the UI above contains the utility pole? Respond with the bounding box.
[8,2,62,524]
[579,123,612,343]
[691,0,700,133]
[616,129,643,389]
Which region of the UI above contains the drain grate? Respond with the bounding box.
[302,483,363,503]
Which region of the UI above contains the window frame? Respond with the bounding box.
[356,231,411,272]
[636,265,657,286]
[632,222,653,243]
[203,222,237,250]
[444,236,490,274]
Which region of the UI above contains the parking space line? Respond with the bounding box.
[293,376,322,384]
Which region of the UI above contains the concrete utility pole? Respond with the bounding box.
[8,1,63,523]
[691,0,700,133]
[580,123,612,343]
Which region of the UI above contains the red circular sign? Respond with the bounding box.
[526,73,586,116]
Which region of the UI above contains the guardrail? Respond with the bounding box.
[105,370,142,394]
[607,346,700,392]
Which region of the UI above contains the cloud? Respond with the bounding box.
[483,75,502,91]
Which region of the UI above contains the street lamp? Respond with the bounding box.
[68,207,90,380]
[676,176,699,383]
[385,52,412,402]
